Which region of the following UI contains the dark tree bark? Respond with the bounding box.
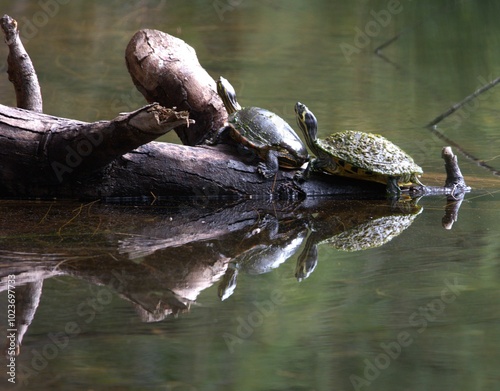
[0,103,193,197]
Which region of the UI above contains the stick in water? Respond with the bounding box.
[426,76,500,128]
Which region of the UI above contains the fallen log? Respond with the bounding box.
[0,103,193,197]
[0,99,385,199]
[0,17,466,200]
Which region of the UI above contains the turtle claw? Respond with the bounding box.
[205,137,217,146]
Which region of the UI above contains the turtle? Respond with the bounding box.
[294,102,424,195]
[210,77,308,178]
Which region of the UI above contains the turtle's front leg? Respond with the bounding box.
[412,174,426,188]
[386,177,402,196]
[205,125,231,145]
[258,149,280,178]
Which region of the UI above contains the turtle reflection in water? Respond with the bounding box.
[295,205,423,281]
[209,77,309,178]
[294,102,424,195]
[218,214,307,300]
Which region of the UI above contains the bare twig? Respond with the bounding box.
[374,32,402,55]
[426,76,500,128]
[374,20,500,177]
[0,14,42,112]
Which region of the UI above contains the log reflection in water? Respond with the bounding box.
[0,196,458,355]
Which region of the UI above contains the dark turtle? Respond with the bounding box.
[210,77,308,178]
[294,102,424,195]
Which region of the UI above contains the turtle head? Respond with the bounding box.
[217,76,242,115]
[295,102,318,150]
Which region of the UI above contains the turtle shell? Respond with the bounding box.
[229,107,308,167]
[317,130,423,178]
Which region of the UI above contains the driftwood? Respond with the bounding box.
[125,29,227,146]
[0,16,466,200]
[0,103,194,197]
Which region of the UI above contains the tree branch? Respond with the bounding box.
[0,14,42,112]
[0,103,193,195]
[426,76,500,128]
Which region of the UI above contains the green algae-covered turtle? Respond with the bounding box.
[294,102,424,194]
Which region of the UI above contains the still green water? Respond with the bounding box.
[0,1,500,390]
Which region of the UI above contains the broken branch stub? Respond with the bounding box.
[125,29,227,146]
[43,104,194,182]
[0,14,43,112]
[441,146,470,193]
